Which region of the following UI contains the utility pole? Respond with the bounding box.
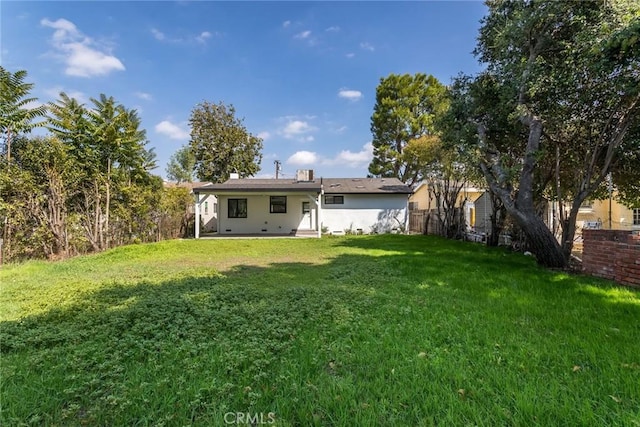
[274,160,281,179]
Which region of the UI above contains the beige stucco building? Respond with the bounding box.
[577,196,639,231]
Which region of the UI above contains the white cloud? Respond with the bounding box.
[44,86,64,98]
[196,31,212,44]
[134,91,153,101]
[325,26,340,32]
[257,131,271,140]
[360,42,375,52]
[44,86,86,102]
[287,151,318,166]
[334,143,373,166]
[25,99,45,109]
[286,143,372,168]
[280,120,317,140]
[151,28,165,41]
[282,20,291,28]
[338,89,363,101]
[41,18,125,78]
[345,52,355,59]
[152,27,217,44]
[294,30,312,39]
[155,120,189,140]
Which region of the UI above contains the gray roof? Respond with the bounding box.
[322,177,412,194]
[194,177,412,194]
[164,181,212,190]
[194,179,321,193]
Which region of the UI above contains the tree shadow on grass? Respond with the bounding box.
[2,242,640,425]
[336,234,640,298]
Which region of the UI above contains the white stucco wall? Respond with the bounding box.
[321,193,409,234]
[197,194,218,232]
[217,194,318,234]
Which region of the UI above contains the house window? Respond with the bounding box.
[214,203,217,214]
[302,201,310,214]
[580,200,594,211]
[270,196,287,213]
[228,199,247,218]
[325,195,344,205]
[204,201,208,215]
[408,201,417,210]
[634,208,640,226]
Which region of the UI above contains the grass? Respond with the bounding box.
[1,235,639,426]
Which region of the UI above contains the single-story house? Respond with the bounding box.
[192,171,412,237]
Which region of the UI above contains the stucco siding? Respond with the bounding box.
[321,194,408,233]
[577,198,639,230]
[217,194,317,234]
[197,194,218,232]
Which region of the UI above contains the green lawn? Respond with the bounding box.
[1,235,639,426]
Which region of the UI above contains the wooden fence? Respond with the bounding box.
[408,210,444,235]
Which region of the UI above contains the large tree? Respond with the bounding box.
[47,92,155,251]
[457,0,640,268]
[189,101,262,183]
[368,73,448,186]
[0,67,47,163]
[2,136,78,259]
[166,145,196,183]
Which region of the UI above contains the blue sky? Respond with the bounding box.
[2,1,487,180]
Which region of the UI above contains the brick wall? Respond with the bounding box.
[582,229,640,288]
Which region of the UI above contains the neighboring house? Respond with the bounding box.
[576,196,640,231]
[164,181,217,232]
[472,191,495,234]
[409,181,484,231]
[192,171,412,237]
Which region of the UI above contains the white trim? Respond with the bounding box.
[194,192,200,239]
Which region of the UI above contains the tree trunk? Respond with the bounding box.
[6,128,12,163]
[105,158,111,249]
[90,181,102,251]
[486,192,505,247]
[508,207,566,267]
[477,121,568,268]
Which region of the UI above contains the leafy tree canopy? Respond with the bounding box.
[450,0,640,267]
[368,73,448,186]
[0,67,47,162]
[166,145,196,183]
[189,101,263,183]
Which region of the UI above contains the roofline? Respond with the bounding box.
[194,187,321,193]
[195,189,412,195]
[323,190,413,195]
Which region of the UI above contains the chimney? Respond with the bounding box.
[296,169,314,182]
